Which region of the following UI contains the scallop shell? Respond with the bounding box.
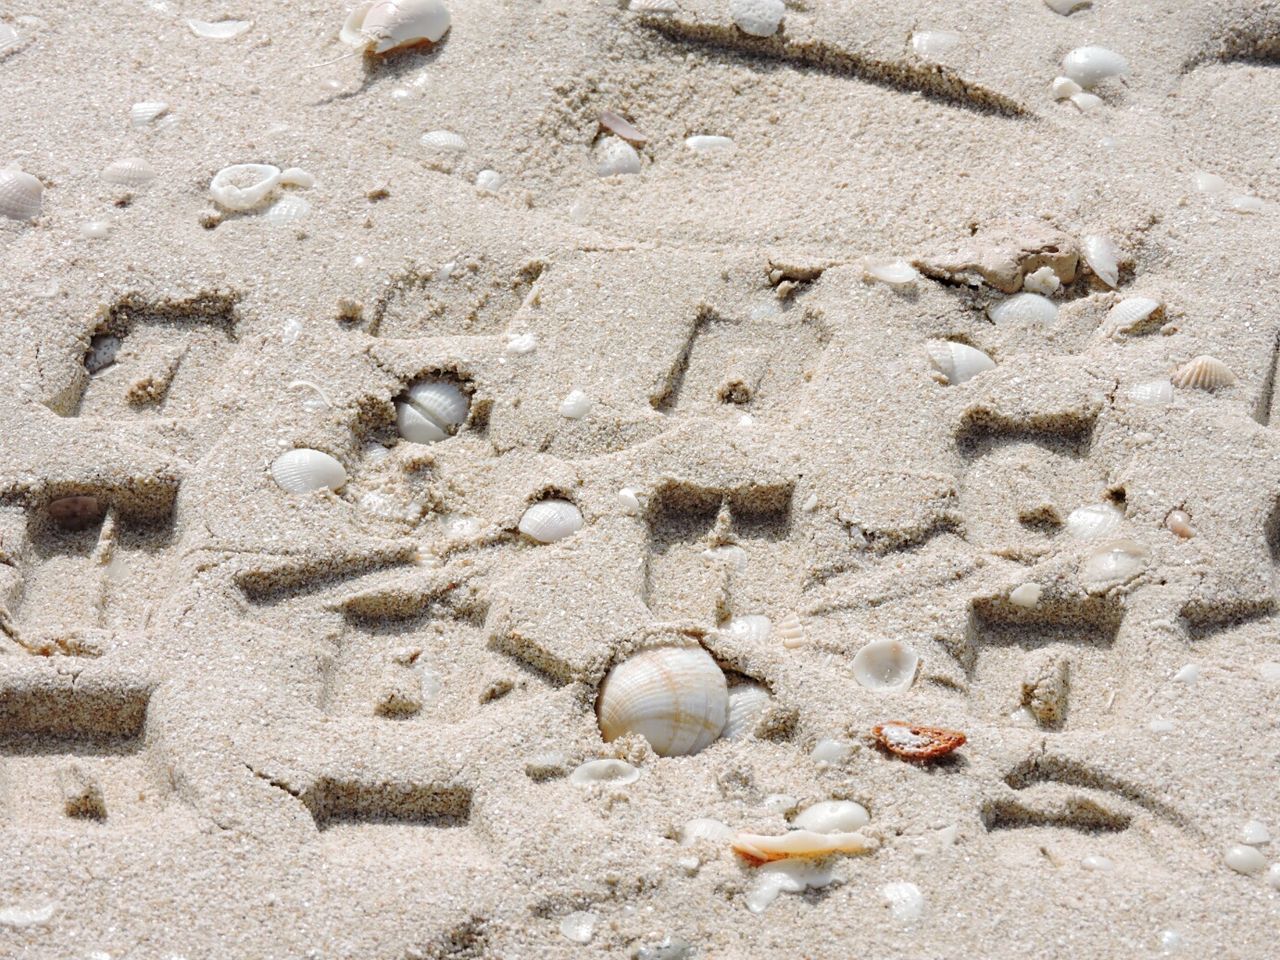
[1105,296,1162,335]
[271,449,347,493]
[926,341,996,385]
[1081,234,1119,287]
[732,830,874,863]
[988,292,1057,326]
[130,101,169,128]
[792,800,869,834]
[685,135,733,153]
[421,130,467,152]
[721,683,772,740]
[1172,355,1234,391]
[596,137,641,177]
[730,0,784,38]
[911,30,960,59]
[1129,379,1174,404]
[1065,501,1124,539]
[864,260,920,285]
[775,613,806,648]
[1080,539,1149,590]
[597,645,728,757]
[568,758,639,786]
[629,0,678,12]
[0,169,43,220]
[396,380,469,443]
[210,164,281,211]
[559,389,594,419]
[852,639,919,693]
[518,499,584,544]
[1061,46,1128,89]
[342,0,450,54]
[188,19,252,39]
[600,111,648,146]
[679,818,735,846]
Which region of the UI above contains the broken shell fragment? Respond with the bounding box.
[852,639,919,692]
[101,157,156,187]
[130,101,170,128]
[597,645,727,757]
[911,30,960,59]
[685,135,733,153]
[210,164,281,211]
[722,683,772,740]
[0,169,43,221]
[518,499,584,544]
[871,722,966,760]
[729,0,784,38]
[341,0,451,55]
[926,341,996,385]
[1051,76,1082,100]
[188,19,252,39]
[864,260,920,285]
[1080,539,1149,590]
[396,380,469,443]
[732,829,875,863]
[1129,379,1174,404]
[599,110,648,145]
[568,758,640,786]
[1009,582,1043,608]
[679,817,734,845]
[1171,355,1235,391]
[792,800,869,833]
[724,615,772,646]
[1081,235,1119,287]
[1165,509,1194,539]
[271,449,347,493]
[1062,46,1129,89]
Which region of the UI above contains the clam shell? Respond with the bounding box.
[1061,46,1128,89]
[732,829,874,863]
[724,614,771,644]
[911,30,960,59]
[343,0,451,54]
[679,818,734,846]
[864,260,920,285]
[396,402,447,443]
[792,800,869,834]
[130,101,169,128]
[926,341,996,385]
[599,111,648,146]
[596,137,641,177]
[1105,296,1162,334]
[721,683,771,741]
[988,292,1057,326]
[730,0,784,38]
[1080,539,1149,590]
[1081,234,1119,287]
[1129,379,1174,404]
[1225,844,1267,876]
[568,758,639,786]
[475,169,503,192]
[210,163,281,211]
[685,135,733,153]
[0,169,43,220]
[518,499,584,544]
[597,645,727,756]
[851,639,919,692]
[421,130,467,152]
[188,19,252,39]
[1065,501,1124,539]
[271,448,347,493]
[398,380,469,443]
[101,157,156,187]
[1171,355,1235,391]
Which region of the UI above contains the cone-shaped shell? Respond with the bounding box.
[852,639,919,692]
[597,645,728,756]
[342,0,451,54]
[271,449,347,493]
[1171,355,1235,391]
[0,169,43,220]
[927,341,995,385]
[518,499,583,543]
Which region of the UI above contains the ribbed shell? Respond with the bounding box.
[1065,502,1124,539]
[130,101,169,128]
[271,449,347,493]
[518,499,583,543]
[864,260,920,285]
[342,0,451,53]
[988,292,1058,326]
[1061,46,1128,89]
[1106,296,1161,334]
[600,111,648,145]
[1129,379,1173,404]
[402,380,469,433]
[1080,539,1149,589]
[396,402,447,443]
[598,646,728,756]
[926,341,996,385]
[721,683,771,740]
[851,639,919,692]
[475,169,503,192]
[792,800,869,834]
[1081,234,1119,287]
[210,164,281,211]
[101,157,156,187]
[421,130,467,152]
[0,169,43,220]
[1171,355,1235,391]
[596,137,641,177]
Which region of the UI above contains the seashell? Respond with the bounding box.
[278,167,315,189]
[1193,171,1228,194]
[396,379,469,443]
[1065,501,1124,539]
[48,495,105,531]
[871,721,966,760]
[210,164,281,211]
[1081,234,1119,287]
[475,169,503,192]
[596,137,641,177]
[1225,844,1267,876]
[85,334,122,373]
[911,30,960,59]
[101,157,156,187]
[729,0,784,38]
[1051,76,1082,100]
[0,902,56,928]
[685,135,733,153]
[1105,296,1162,335]
[1166,509,1194,539]
[1241,820,1270,845]
[1229,195,1264,214]
[0,169,43,220]
[724,614,771,644]
[260,195,311,226]
[630,0,678,12]
[421,130,467,152]
[1044,0,1091,13]
[0,23,18,57]
[679,818,734,846]
[792,800,869,834]
[732,829,874,863]
[926,341,996,385]
[1080,539,1149,589]
[80,220,110,240]
[568,758,639,786]
[188,19,252,39]
[1171,355,1235,391]
[881,882,926,921]
[1270,865,1280,890]
[988,292,1057,327]
[1069,92,1102,113]
[1009,582,1042,608]
[130,101,169,128]
[864,260,919,285]
[270,448,347,493]
[600,110,648,145]
[744,860,838,914]
[341,0,451,55]
[519,499,584,544]
[505,332,537,354]
[559,912,597,944]
[721,683,771,740]
[775,613,806,648]
[1129,379,1173,404]
[1061,46,1128,89]
[618,487,641,515]
[852,639,919,692]
[559,389,594,418]
[597,645,727,757]
[811,738,853,764]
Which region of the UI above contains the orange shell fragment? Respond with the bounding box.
[871,721,966,761]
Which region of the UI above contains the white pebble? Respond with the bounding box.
[1229,195,1264,214]
[1267,864,1280,890]
[559,389,594,419]
[1224,844,1266,875]
[881,882,925,921]
[1241,820,1270,845]
[79,220,110,240]
[596,137,641,177]
[188,19,252,39]
[1010,583,1042,608]
[1193,171,1228,194]
[559,911,597,944]
[1052,76,1082,100]
[729,0,784,38]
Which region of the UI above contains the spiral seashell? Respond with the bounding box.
[775,613,806,648]
[1080,539,1149,590]
[597,645,728,756]
[210,164,281,211]
[395,379,469,443]
[792,800,869,834]
[1129,379,1173,404]
[851,639,919,693]
[926,341,996,385]
[730,0,784,38]
[721,682,771,740]
[188,19,252,39]
[1065,501,1124,540]
[911,30,960,59]
[1061,46,1128,89]
[679,818,734,846]
[864,260,920,285]
[518,499,584,544]
[130,101,169,128]
[1171,355,1235,391]
[596,137,641,177]
[421,130,467,152]
[1105,296,1162,335]
[988,292,1057,327]
[270,448,347,493]
[685,135,733,153]
[732,829,874,863]
[342,0,450,55]
[568,758,639,786]
[0,169,43,221]
[1081,234,1119,287]
[599,111,648,146]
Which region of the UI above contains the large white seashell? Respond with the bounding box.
[210,164,281,211]
[864,260,920,285]
[568,758,640,786]
[685,135,734,153]
[342,0,450,54]
[792,800,869,834]
[421,130,467,152]
[1065,501,1124,539]
[1171,355,1235,391]
[722,683,772,740]
[988,292,1057,326]
[911,30,960,59]
[1129,379,1174,404]
[597,645,728,757]
[730,0,784,38]
[926,341,996,385]
[271,448,347,493]
[130,101,169,128]
[1044,0,1091,13]
[518,499,584,544]
[101,157,156,187]
[1080,539,1149,589]
[1062,46,1129,89]
[725,614,771,644]
[0,169,43,220]
[596,137,641,177]
[1105,296,1161,335]
[1081,234,1119,287]
[396,380,469,443]
[852,639,919,692]
[679,818,735,846]
[188,19,252,39]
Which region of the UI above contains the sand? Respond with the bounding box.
[2,0,1280,956]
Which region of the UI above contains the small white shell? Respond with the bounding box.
[1229,195,1264,214]
[864,260,920,285]
[1241,820,1270,845]
[0,23,18,56]
[881,882,926,921]
[0,170,43,220]
[1080,539,1149,590]
[725,614,772,644]
[599,111,648,146]
[722,683,771,740]
[811,738,853,764]
[1022,266,1061,295]
[1105,296,1162,334]
[685,135,734,153]
[342,0,451,54]
[618,487,641,515]
[926,341,996,385]
[596,137,641,177]
[559,389,594,419]
[130,101,169,128]
[505,332,538,354]
[1051,76,1082,100]
[630,0,678,12]
[792,800,869,834]
[988,292,1057,327]
[271,449,347,493]
[518,499,584,544]
[776,613,806,648]
[1061,46,1129,89]
[679,818,734,846]
[278,167,315,189]
[80,220,110,240]
[421,130,467,152]
[851,639,919,692]
[1165,509,1195,539]
[1081,234,1119,287]
[1070,92,1103,113]
[1009,583,1043,608]
[911,30,960,59]
[1044,0,1091,13]
[101,157,156,187]
[1065,502,1124,540]
[260,195,311,226]
[568,758,639,786]
[1193,171,1228,194]
[1224,844,1267,876]
[476,169,503,192]
[188,19,252,39]
[397,380,469,444]
[597,645,728,757]
[1171,355,1235,391]
[559,911,597,944]
[730,0,784,38]
[1129,379,1174,404]
[210,164,281,211]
